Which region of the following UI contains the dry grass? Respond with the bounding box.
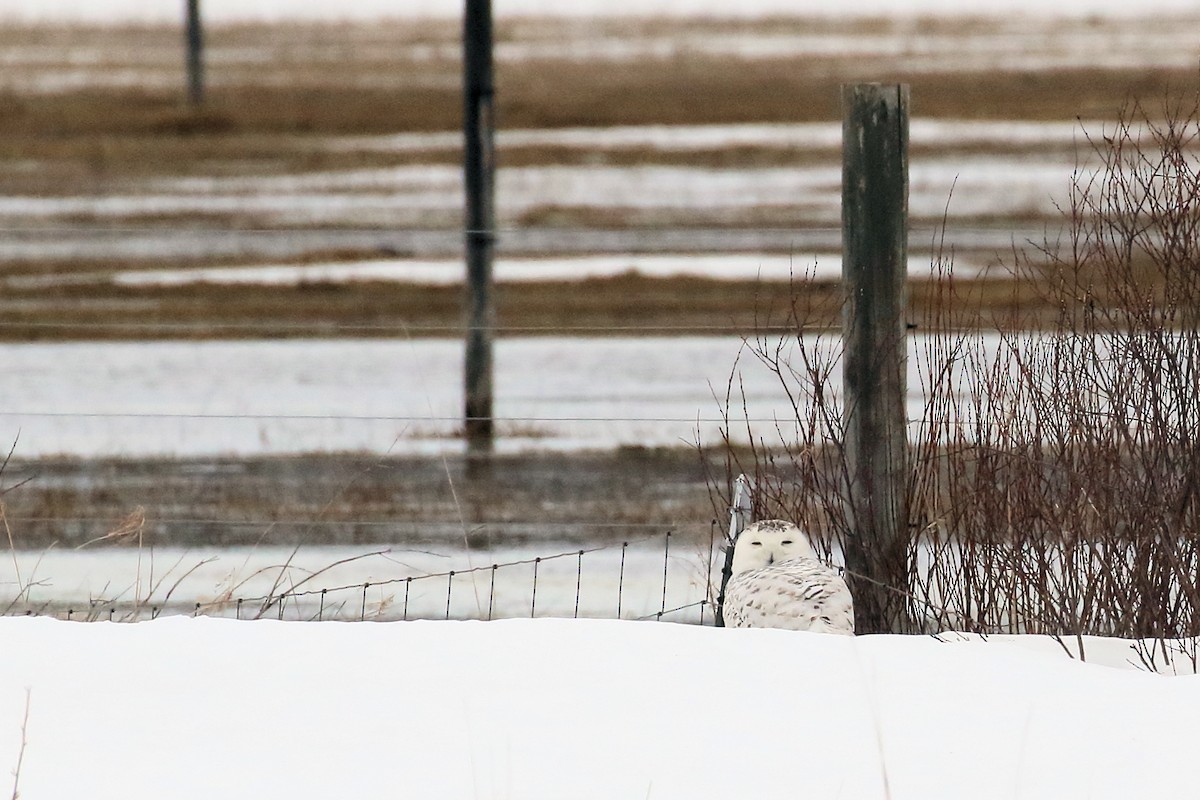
[1,448,717,550]
[0,274,799,341]
[8,689,29,800]
[0,16,1188,182]
[709,90,1200,638]
[0,270,1078,342]
[0,16,1190,338]
[0,61,1182,155]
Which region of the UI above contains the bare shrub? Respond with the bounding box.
[709,91,1200,641]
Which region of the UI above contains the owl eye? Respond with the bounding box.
[750,541,762,546]
[781,540,794,545]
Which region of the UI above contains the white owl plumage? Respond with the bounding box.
[722,519,855,635]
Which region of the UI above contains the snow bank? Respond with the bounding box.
[0,616,1197,800]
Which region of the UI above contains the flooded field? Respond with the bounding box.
[1,4,1195,612]
[2,9,1197,339]
[0,333,1023,459]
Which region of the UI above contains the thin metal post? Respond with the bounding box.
[658,532,671,619]
[463,0,496,468]
[184,0,204,106]
[841,83,911,634]
[716,474,751,627]
[488,565,497,620]
[617,542,627,618]
[574,550,583,618]
[530,557,540,617]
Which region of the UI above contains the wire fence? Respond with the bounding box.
[1,527,724,626]
[0,3,1161,642]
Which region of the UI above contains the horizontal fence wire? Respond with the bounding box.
[0,410,784,423]
[0,321,814,335]
[0,224,1017,235]
[0,409,1099,429]
[1,527,724,627]
[0,515,698,530]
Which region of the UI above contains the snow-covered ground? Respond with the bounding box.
[0,617,1198,800]
[332,119,1097,154]
[8,329,1144,460]
[0,334,982,459]
[0,336,758,458]
[0,154,1071,231]
[96,252,983,288]
[0,329,1168,458]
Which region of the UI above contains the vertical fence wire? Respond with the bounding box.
[658,531,672,619]
[531,557,541,618]
[8,529,718,624]
[702,520,716,626]
[574,550,583,618]
[617,541,627,619]
[488,564,497,621]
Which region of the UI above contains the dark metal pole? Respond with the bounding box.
[184,0,204,106]
[841,83,911,634]
[463,0,495,466]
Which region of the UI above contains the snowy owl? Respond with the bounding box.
[722,519,855,635]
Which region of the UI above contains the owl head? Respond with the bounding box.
[730,519,815,574]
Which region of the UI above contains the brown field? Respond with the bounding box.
[1,15,1188,340]
[0,271,1061,341]
[1,448,724,549]
[0,13,1195,549]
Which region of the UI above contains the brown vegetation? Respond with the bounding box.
[711,93,1200,647]
[2,448,715,549]
[0,16,1189,339]
[0,16,1185,184]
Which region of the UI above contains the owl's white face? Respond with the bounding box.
[731,520,815,574]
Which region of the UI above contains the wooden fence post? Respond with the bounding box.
[841,83,911,634]
[463,0,496,469]
[184,0,204,106]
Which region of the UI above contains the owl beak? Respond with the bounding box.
[766,555,775,565]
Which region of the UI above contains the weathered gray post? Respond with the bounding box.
[184,0,204,106]
[463,0,496,468]
[841,83,911,634]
